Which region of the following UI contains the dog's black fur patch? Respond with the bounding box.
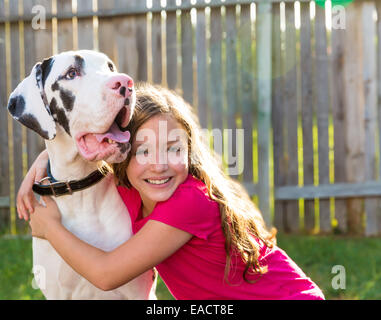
[7,95,25,118]
[59,88,75,112]
[74,55,85,75]
[49,97,58,116]
[51,81,75,112]
[19,113,51,139]
[40,57,54,88]
[51,81,59,92]
[8,95,51,139]
[117,142,130,154]
[49,97,71,136]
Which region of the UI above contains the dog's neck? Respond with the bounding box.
[45,132,101,182]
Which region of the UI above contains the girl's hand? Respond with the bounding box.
[29,196,62,240]
[17,149,49,221]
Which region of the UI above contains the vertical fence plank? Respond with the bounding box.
[166,0,178,90]
[209,4,224,157]
[57,0,73,52]
[256,2,272,227]
[9,0,22,233]
[300,2,314,233]
[362,2,378,236]
[376,1,381,235]
[240,3,254,187]
[98,0,115,61]
[343,3,365,235]
[151,0,162,84]
[196,4,208,128]
[315,4,331,233]
[33,0,53,62]
[16,0,30,233]
[226,3,239,178]
[331,21,347,234]
[135,2,148,82]
[181,0,193,104]
[114,0,140,80]
[77,0,94,50]
[0,0,10,231]
[284,2,299,232]
[272,2,285,231]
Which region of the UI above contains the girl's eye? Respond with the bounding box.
[168,146,181,153]
[65,68,78,80]
[136,148,149,156]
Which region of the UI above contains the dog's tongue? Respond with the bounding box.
[94,122,130,143]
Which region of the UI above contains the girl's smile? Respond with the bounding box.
[144,176,173,186]
[126,114,189,215]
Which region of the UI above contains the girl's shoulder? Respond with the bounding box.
[170,174,215,206]
[177,173,207,191]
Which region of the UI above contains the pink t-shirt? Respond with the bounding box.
[117,174,325,300]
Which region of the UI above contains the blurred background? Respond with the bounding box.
[1,0,381,299]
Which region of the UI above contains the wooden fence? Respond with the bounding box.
[0,0,380,236]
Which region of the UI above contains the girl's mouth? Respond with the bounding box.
[144,177,172,185]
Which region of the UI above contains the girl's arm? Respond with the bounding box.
[30,196,192,291]
[17,149,49,220]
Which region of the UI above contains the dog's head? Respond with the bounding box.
[7,50,135,163]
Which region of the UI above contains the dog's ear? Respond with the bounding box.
[7,61,56,140]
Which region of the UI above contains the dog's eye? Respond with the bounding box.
[65,68,78,80]
[108,62,115,72]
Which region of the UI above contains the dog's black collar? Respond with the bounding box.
[32,160,109,197]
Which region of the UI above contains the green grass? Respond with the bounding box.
[0,236,173,300]
[1,234,381,300]
[276,233,381,300]
[0,236,44,300]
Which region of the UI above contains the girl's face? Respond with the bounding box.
[126,114,189,213]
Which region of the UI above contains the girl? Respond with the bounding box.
[19,83,324,300]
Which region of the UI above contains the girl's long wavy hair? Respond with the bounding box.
[112,82,277,283]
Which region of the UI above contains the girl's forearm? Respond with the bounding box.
[45,221,109,290]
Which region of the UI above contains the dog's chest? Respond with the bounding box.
[53,184,133,252]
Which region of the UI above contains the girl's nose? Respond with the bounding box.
[151,162,169,172]
[150,150,169,171]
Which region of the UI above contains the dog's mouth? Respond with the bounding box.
[76,107,132,162]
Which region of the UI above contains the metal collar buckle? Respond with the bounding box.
[37,177,73,197]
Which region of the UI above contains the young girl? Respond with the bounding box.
[19,83,324,300]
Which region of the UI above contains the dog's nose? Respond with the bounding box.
[106,75,134,98]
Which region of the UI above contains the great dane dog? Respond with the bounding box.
[7,50,156,299]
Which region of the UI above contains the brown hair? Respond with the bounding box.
[112,82,277,283]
